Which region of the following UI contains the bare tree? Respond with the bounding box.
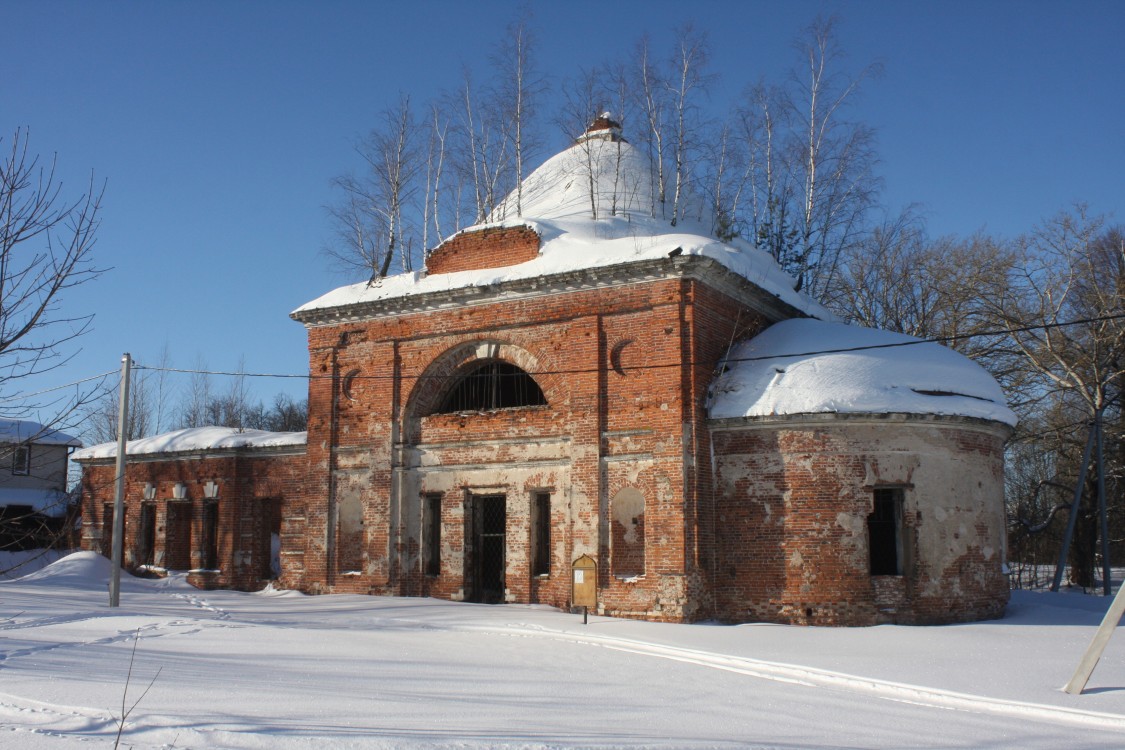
[991,207,1124,587]
[86,367,155,443]
[666,24,713,225]
[423,103,451,251]
[0,129,104,563]
[490,14,546,219]
[728,17,881,299]
[0,129,104,421]
[325,95,423,280]
[244,392,308,432]
[452,70,511,225]
[178,356,214,429]
[557,68,603,220]
[85,344,176,443]
[634,35,668,219]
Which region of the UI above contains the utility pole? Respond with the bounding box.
[109,353,132,608]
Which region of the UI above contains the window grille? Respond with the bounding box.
[434,361,546,414]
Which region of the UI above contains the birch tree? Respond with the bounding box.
[491,15,545,219]
[453,71,511,224]
[666,24,713,225]
[727,17,880,298]
[325,95,422,280]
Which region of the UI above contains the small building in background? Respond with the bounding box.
[0,419,82,550]
[75,122,1015,625]
[73,427,305,589]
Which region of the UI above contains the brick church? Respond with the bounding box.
[76,119,1015,625]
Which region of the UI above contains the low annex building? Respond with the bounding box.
[76,119,1016,625]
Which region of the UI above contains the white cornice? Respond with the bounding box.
[291,256,806,328]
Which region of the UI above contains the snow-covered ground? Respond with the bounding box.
[2,553,1124,749]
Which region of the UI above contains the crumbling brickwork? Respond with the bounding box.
[425,225,540,275]
[711,415,1011,625]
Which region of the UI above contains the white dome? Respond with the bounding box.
[489,135,676,223]
[709,318,1016,426]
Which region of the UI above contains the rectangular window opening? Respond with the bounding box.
[137,503,156,567]
[424,493,442,577]
[201,501,219,570]
[12,445,30,475]
[868,488,904,576]
[532,492,551,577]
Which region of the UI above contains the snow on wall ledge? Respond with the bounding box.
[708,319,1017,426]
[71,426,307,461]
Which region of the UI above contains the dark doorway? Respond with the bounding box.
[468,495,506,603]
[165,502,193,570]
[256,499,281,579]
[137,503,156,566]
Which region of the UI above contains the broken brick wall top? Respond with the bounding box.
[426,225,540,275]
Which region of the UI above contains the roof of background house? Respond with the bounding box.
[0,419,81,448]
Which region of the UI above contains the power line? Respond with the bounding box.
[0,369,117,405]
[130,310,1125,382]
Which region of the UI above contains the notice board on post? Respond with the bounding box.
[572,554,597,609]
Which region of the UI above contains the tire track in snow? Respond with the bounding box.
[487,624,1125,733]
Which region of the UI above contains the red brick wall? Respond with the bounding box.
[425,226,540,274]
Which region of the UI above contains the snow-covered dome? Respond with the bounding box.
[488,121,698,224]
[708,319,1016,426]
[294,122,828,320]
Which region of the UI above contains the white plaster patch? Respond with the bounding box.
[836,512,865,535]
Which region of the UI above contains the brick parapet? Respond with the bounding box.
[425,225,540,275]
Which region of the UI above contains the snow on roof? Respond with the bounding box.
[294,136,830,320]
[0,418,81,447]
[71,426,307,461]
[0,487,73,518]
[708,319,1017,426]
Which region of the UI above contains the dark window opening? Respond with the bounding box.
[201,501,219,570]
[532,492,551,577]
[435,360,546,414]
[424,493,442,576]
[11,445,30,475]
[137,503,156,566]
[100,503,115,559]
[868,488,904,576]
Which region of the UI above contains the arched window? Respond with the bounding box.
[433,360,547,414]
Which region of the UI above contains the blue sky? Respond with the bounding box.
[3,0,1123,434]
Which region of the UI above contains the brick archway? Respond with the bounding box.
[403,339,561,428]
